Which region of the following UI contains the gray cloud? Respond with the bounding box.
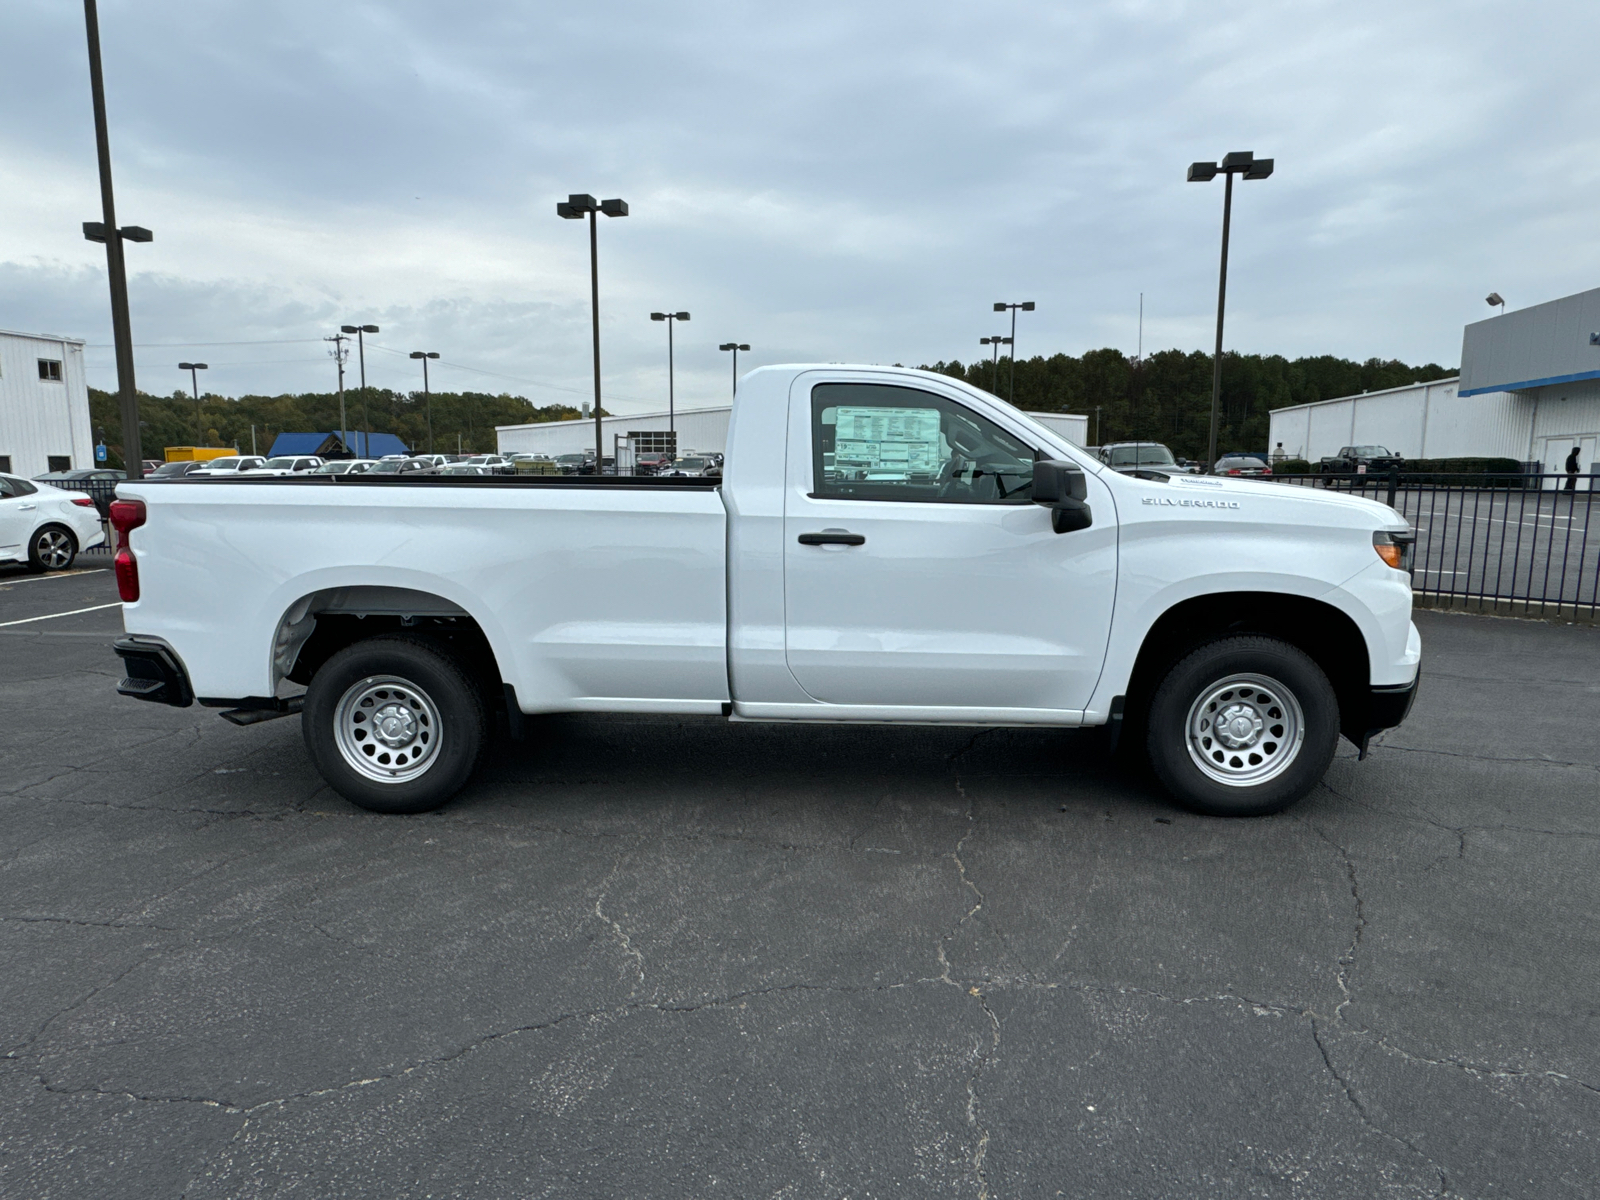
[4,0,1596,411]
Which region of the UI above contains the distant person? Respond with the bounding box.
[1566,446,1581,493]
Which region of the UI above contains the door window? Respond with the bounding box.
[810,383,1035,503]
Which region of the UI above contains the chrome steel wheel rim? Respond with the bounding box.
[1185,673,1304,788]
[37,530,72,569]
[333,675,442,784]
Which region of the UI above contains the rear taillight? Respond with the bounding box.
[71,496,96,507]
[109,499,146,602]
[1227,469,1241,475]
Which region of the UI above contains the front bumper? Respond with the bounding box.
[1349,671,1420,758]
[113,635,194,707]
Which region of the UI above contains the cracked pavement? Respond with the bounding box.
[1,567,1597,1197]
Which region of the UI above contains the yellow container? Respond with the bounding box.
[165,446,238,462]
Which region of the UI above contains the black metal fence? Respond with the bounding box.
[48,478,120,557]
[1277,472,1599,618]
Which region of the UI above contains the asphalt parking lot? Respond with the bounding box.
[2,565,1597,1198]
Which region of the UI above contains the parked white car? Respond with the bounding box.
[0,473,107,570]
[244,456,324,477]
[190,456,266,476]
[312,459,378,475]
[112,363,1420,819]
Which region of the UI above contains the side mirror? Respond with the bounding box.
[1032,459,1087,505]
[1032,459,1093,533]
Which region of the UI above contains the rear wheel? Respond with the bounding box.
[27,525,77,572]
[1145,636,1339,817]
[303,635,486,814]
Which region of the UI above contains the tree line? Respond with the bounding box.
[90,387,598,467]
[919,349,1454,459]
[92,347,1455,468]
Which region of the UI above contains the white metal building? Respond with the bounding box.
[1267,377,1521,462]
[0,329,94,477]
[497,405,732,459]
[1025,411,1089,447]
[1268,285,1600,484]
[497,404,1087,459]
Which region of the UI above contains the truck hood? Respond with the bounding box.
[1155,471,1405,527]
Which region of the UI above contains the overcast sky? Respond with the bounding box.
[4,0,1597,415]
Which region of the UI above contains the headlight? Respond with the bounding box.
[1373,528,1415,572]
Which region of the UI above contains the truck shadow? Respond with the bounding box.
[461,712,1171,824]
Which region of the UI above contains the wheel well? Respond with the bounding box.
[275,589,509,728]
[1125,593,1371,743]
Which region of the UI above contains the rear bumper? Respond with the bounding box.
[113,635,194,707]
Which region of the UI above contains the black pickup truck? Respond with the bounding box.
[1319,445,1404,475]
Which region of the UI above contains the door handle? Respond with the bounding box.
[19,503,36,510]
[798,530,865,546]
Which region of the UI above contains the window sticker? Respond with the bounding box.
[832,406,943,477]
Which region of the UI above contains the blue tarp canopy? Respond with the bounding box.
[267,431,410,458]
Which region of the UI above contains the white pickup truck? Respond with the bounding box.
[110,365,1420,817]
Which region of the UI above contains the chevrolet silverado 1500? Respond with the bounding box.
[110,365,1420,817]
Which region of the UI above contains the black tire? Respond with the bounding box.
[302,635,487,814]
[27,525,77,572]
[1145,636,1339,817]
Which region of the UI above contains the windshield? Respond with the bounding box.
[261,457,296,469]
[556,454,587,463]
[367,460,403,473]
[672,458,708,469]
[1107,444,1177,467]
[313,462,351,474]
[205,458,243,470]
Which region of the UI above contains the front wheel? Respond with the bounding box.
[1145,636,1339,817]
[303,635,487,814]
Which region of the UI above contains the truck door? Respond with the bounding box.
[781,378,1117,713]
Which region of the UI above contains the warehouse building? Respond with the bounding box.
[0,329,94,477]
[1269,285,1600,483]
[496,405,733,462]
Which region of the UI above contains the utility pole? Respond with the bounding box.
[325,333,350,452]
[81,0,153,477]
[179,362,208,443]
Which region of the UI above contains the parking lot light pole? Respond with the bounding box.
[340,324,379,456]
[409,351,439,453]
[651,311,690,433]
[979,336,1011,394]
[178,362,208,443]
[993,301,1034,403]
[81,0,153,477]
[1188,150,1273,468]
[719,343,750,398]
[558,194,629,463]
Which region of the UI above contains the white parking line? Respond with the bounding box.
[0,569,110,587]
[0,602,122,627]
